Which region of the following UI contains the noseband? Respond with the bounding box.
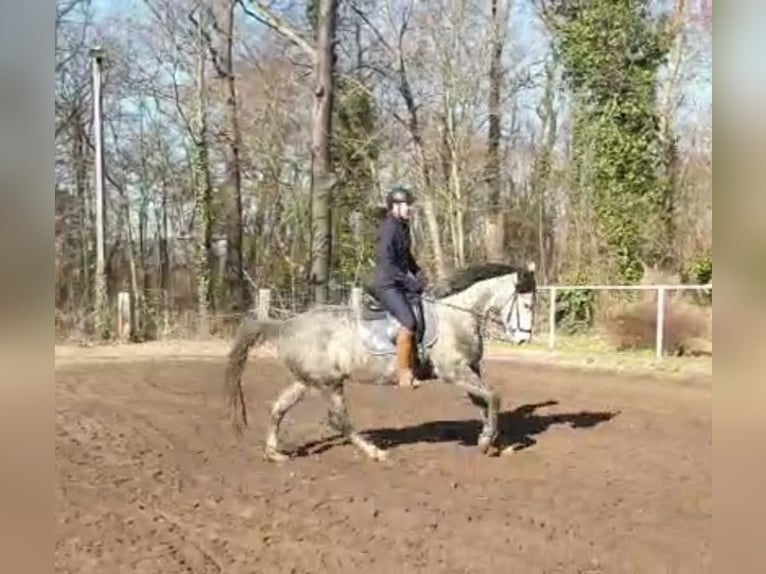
[504,292,535,336]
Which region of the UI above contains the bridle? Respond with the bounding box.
[503,291,536,337]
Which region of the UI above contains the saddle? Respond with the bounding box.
[357,290,439,357]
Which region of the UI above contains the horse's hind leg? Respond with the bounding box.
[264,381,307,462]
[324,384,387,462]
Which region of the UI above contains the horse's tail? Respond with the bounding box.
[224,315,284,435]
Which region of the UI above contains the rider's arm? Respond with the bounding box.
[406,244,421,275]
[379,220,419,291]
[403,225,421,278]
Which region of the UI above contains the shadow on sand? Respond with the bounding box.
[291,400,619,458]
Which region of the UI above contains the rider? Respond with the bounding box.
[373,186,425,388]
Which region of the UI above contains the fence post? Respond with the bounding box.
[548,287,557,350]
[117,291,131,341]
[257,288,271,320]
[350,287,363,318]
[655,286,666,359]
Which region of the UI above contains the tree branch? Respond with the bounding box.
[238,0,316,63]
[348,2,393,54]
[188,11,228,79]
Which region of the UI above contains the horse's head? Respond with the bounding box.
[497,262,538,345]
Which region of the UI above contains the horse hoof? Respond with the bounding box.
[477,436,492,454]
[372,448,388,461]
[264,448,289,463]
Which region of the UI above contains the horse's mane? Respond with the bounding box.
[358,261,537,300]
[432,262,536,298]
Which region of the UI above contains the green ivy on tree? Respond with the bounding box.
[545,0,674,283]
[330,74,380,284]
[307,0,380,286]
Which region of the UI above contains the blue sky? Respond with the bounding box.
[89,0,711,140]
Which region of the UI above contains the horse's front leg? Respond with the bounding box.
[453,363,500,454]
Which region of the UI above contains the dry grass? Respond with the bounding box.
[604,297,711,355]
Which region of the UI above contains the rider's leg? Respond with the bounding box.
[407,292,425,343]
[395,328,416,387]
[376,287,418,387]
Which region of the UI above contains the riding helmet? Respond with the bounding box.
[385,185,415,210]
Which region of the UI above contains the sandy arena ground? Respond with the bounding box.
[55,342,711,573]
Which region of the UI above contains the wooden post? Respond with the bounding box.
[257,288,271,320]
[548,287,557,350]
[350,287,363,319]
[655,286,666,359]
[117,291,131,341]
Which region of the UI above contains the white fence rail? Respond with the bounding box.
[539,284,712,358]
[246,283,713,359]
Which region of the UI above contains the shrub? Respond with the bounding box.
[685,254,713,285]
[555,288,596,335]
[554,270,596,335]
[681,254,713,305]
[605,298,710,354]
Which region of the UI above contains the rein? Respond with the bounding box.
[420,293,519,329]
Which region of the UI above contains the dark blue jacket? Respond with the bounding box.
[373,215,421,292]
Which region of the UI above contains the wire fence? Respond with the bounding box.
[61,281,712,360]
[249,282,713,359]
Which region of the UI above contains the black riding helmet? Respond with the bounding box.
[385,186,415,210]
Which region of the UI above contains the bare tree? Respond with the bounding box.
[350,0,448,279]
[196,0,249,312]
[241,0,339,303]
[191,4,215,336]
[484,0,510,262]
[308,0,339,303]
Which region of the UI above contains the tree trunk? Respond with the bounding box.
[657,0,687,267]
[192,8,214,336]
[308,0,338,304]
[139,198,149,291]
[157,176,171,337]
[484,0,506,263]
[71,104,90,310]
[159,178,170,297]
[443,98,466,267]
[137,123,152,307]
[121,197,141,340]
[531,59,558,282]
[397,59,447,279]
[222,0,247,313]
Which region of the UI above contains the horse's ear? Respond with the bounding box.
[526,261,536,272]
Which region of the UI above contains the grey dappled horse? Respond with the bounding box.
[224,262,538,462]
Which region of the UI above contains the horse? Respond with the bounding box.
[224,262,538,462]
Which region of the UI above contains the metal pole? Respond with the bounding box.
[91,47,108,337]
[655,286,666,359]
[548,287,556,350]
